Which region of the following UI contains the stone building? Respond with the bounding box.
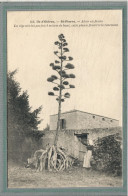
[41,110,121,163]
[50,109,119,130]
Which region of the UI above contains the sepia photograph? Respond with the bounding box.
[7,9,123,189]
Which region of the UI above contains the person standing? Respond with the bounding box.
[83,138,94,168]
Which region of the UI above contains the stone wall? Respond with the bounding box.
[41,127,122,162]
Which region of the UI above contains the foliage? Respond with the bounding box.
[7,70,42,162]
[91,135,122,176]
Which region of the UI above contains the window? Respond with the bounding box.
[81,135,88,145]
[93,115,95,119]
[60,119,66,129]
[102,118,105,121]
[74,133,88,146]
[110,120,113,122]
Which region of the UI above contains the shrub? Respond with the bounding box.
[91,135,122,176]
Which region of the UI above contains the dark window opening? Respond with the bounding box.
[75,133,89,146]
[81,136,88,145]
[60,119,66,129]
[102,118,105,121]
[93,115,95,119]
[110,120,113,122]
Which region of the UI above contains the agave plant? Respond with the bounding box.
[47,34,75,146]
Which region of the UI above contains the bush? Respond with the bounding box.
[91,135,122,176]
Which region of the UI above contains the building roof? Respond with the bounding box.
[50,109,119,121]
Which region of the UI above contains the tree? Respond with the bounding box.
[47,34,75,146]
[7,70,42,161]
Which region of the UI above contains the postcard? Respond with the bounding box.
[0,2,127,196]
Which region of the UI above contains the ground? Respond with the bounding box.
[8,162,122,188]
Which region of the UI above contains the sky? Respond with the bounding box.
[7,10,122,129]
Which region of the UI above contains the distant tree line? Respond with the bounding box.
[7,70,43,163]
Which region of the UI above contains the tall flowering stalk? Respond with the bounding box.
[47,34,75,146]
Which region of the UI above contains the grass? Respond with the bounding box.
[8,162,123,188]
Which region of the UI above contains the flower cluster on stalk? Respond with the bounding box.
[47,34,75,103]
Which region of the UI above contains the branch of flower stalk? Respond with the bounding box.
[52,68,62,76]
[62,51,69,55]
[52,94,59,97]
[56,52,61,56]
[62,77,73,81]
[55,77,61,81]
[64,97,69,100]
[63,87,70,90]
[64,59,72,62]
[62,60,72,63]
[54,69,61,76]
[54,53,60,58]
[51,81,60,85]
[58,94,67,99]
[61,97,68,100]
[62,77,68,81]
[63,68,70,71]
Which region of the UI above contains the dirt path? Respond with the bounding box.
[8,165,122,188]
